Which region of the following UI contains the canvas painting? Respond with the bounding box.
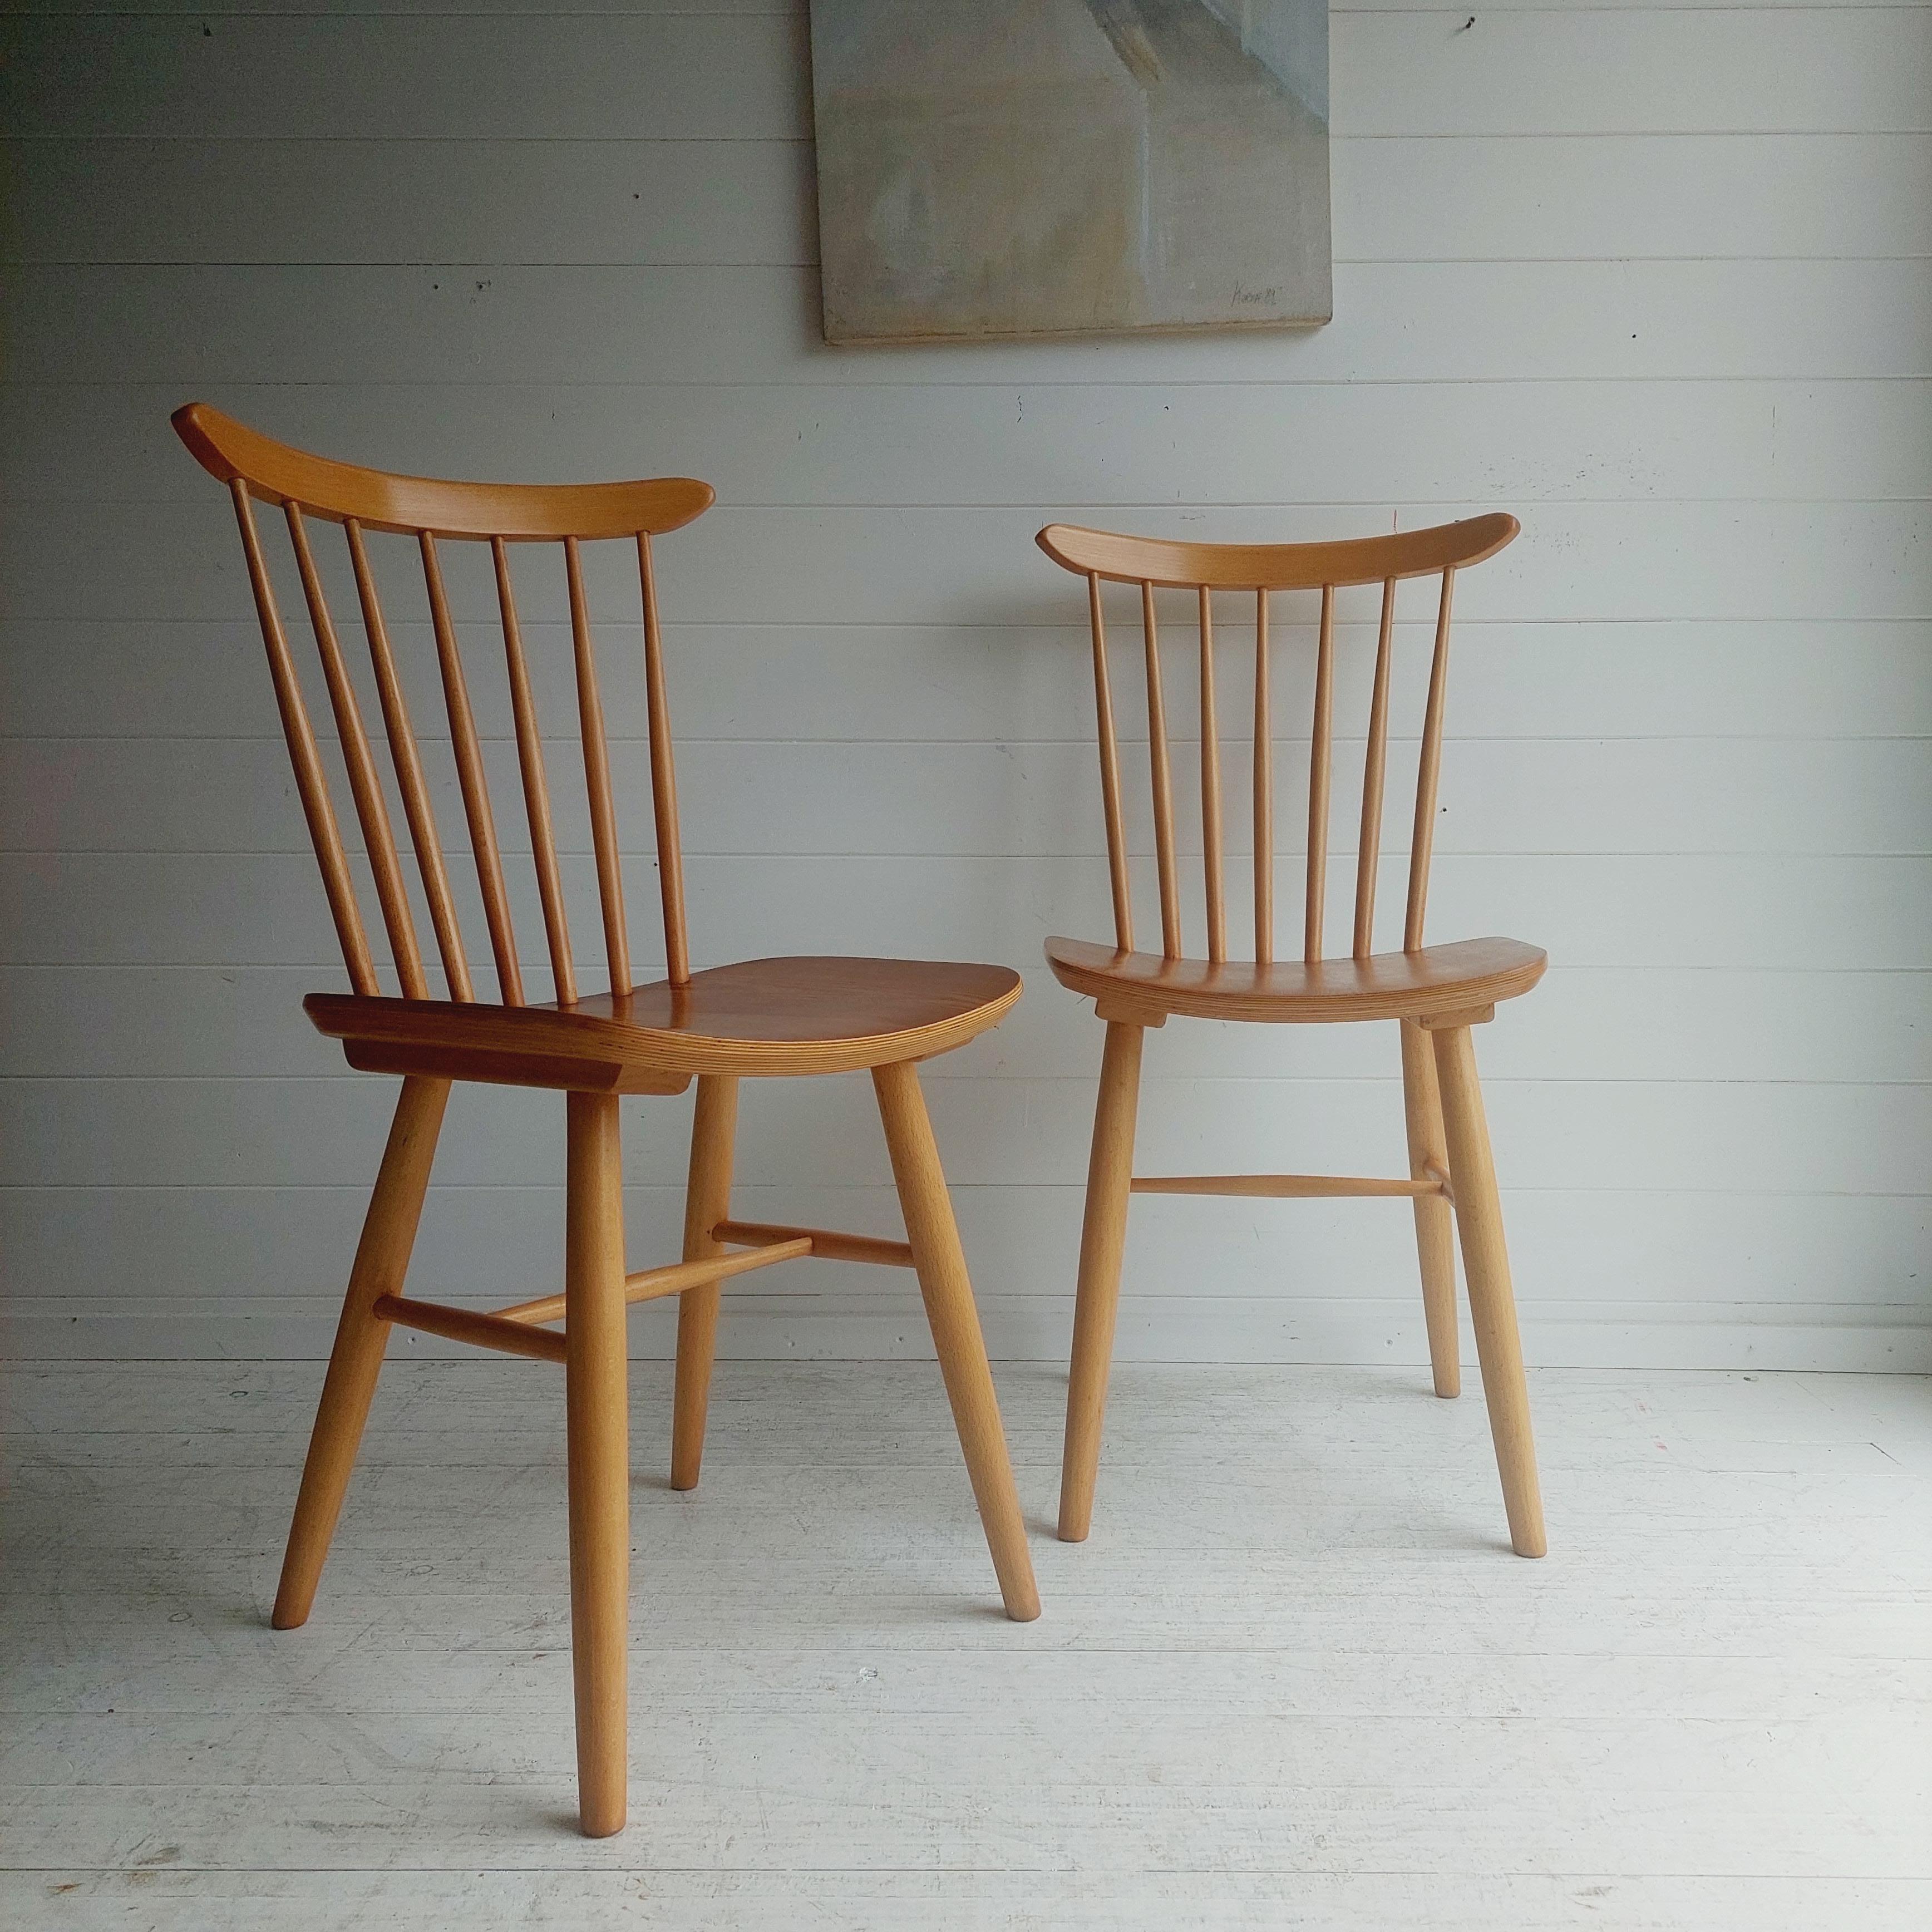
[808,0,1331,343]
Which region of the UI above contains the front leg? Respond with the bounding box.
[872,1058,1041,1621]
[565,1090,632,1835]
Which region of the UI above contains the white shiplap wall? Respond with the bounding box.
[2,1,1928,1369]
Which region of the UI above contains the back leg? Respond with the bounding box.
[273,1075,449,1629]
[1400,1019,1461,1398]
[671,1075,739,1491]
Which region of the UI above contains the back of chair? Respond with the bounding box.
[174,403,714,1007]
[1037,515,1519,965]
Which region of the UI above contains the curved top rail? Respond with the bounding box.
[1036,512,1519,590]
[172,402,716,541]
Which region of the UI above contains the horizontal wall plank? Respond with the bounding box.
[1,142,814,269]
[6,734,1926,859]
[9,136,1929,267]
[1340,133,1932,262]
[8,619,1930,744]
[1336,11,1932,136]
[7,966,1928,1087]
[11,501,1932,625]
[9,262,1932,386]
[4,1073,1925,1193]
[3,851,1924,970]
[5,13,1925,141]
[13,379,1932,508]
[0,14,810,140]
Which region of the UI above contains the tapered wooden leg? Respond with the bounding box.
[671,1075,740,1491]
[1430,1026,1547,1558]
[273,1076,448,1630]
[1057,1021,1145,1543]
[872,1059,1041,1622]
[565,1090,631,1836]
[1401,1019,1462,1399]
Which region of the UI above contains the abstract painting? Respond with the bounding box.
[808,0,1331,343]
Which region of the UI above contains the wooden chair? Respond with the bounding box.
[172,403,1041,1838]
[1036,516,1548,1559]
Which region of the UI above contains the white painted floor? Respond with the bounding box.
[3,1358,1928,1929]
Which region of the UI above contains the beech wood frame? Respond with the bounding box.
[175,404,1040,1839]
[1037,515,1549,1559]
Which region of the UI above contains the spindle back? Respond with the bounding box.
[1036,514,1519,965]
[174,402,715,1007]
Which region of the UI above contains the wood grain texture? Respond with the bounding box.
[1432,1026,1547,1558]
[1058,1021,1144,1544]
[1130,1174,1438,1199]
[714,1220,914,1270]
[672,1072,738,1490]
[1041,517,1546,1545]
[1045,935,1546,1027]
[563,1088,630,1836]
[1402,1018,1462,1401]
[372,1292,568,1364]
[270,1076,447,1629]
[872,1059,1040,1622]
[178,402,714,541]
[1038,515,1519,593]
[307,956,1022,1081]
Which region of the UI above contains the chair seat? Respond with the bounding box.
[307,955,1022,1090]
[1045,935,1546,1026]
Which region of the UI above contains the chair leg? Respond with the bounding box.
[564,1090,632,1836]
[1057,1021,1145,1544]
[273,1075,449,1630]
[1400,1019,1462,1399]
[1429,1025,1547,1559]
[871,1058,1041,1622]
[671,1075,740,1491]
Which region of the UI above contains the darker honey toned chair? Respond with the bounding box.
[1037,515,1547,1560]
[174,403,1039,1838]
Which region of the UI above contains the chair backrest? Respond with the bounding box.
[174,403,715,1007]
[1036,514,1519,965]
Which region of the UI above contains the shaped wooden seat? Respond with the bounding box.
[307,955,1022,1090]
[1037,514,1549,1560]
[173,403,1040,1840]
[1045,935,1544,1028]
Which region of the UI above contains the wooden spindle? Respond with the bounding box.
[1142,583,1181,959]
[637,535,691,987]
[1088,573,1134,954]
[1198,586,1225,963]
[565,538,630,995]
[1405,568,1457,952]
[231,485,376,995]
[1253,589,1273,965]
[1353,577,1398,961]
[347,520,474,1002]
[494,538,575,1005]
[287,504,427,998]
[421,534,523,1006]
[1304,584,1335,964]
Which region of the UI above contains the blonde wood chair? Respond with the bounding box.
[174,403,1041,1838]
[1037,515,1548,1559]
